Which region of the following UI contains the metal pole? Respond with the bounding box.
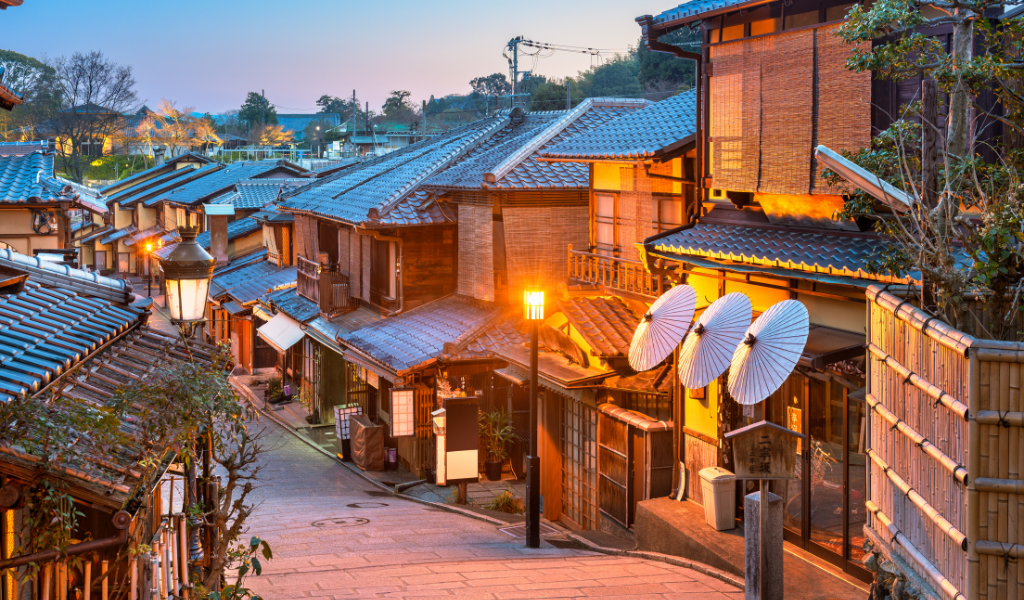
[526,321,540,549]
[147,256,152,298]
[566,79,571,110]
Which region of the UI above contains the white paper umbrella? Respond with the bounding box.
[628,284,697,372]
[727,299,809,405]
[678,293,753,389]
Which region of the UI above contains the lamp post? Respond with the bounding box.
[523,289,544,549]
[145,242,153,298]
[155,225,215,567]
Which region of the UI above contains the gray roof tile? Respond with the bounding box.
[213,179,309,210]
[0,152,74,204]
[154,161,305,207]
[341,295,500,373]
[653,0,750,25]
[543,92,697,160]
[262,287,319,323]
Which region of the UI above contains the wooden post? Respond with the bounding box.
[163,530,173,599]
[457,482,467,505]
[101,560,108,600]
[56,561,65,600]
[84,560,92,600]
[129,558,137,600]
[179,517,190,600]
[42,564,51,600]
[759,479,768,600]
[170,522,179,598]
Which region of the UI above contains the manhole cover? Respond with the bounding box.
[311,517,369,528]
[363,490,392,497]
[346,502,389,509]
[499,523,558,538]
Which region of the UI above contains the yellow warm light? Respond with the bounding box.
[146,242,153,252]
[524,290,545,321]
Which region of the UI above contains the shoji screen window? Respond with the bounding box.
[594,192,617,256]
[654,196,684,233]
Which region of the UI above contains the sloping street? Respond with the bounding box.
[245,419,742,599]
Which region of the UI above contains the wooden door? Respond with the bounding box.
[94,250,106,272]
[598,411,631,529]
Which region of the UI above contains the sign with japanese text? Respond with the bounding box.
[724,420,804,481]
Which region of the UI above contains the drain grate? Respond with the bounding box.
[545,538,581,550]
[311,517,369,528]
[363,490,392,497]
[499,523,558,538]
[346,501,389,509]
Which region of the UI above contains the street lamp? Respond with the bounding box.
[145,242,153,298]
[523,288,544,549]
[157,226,215,340]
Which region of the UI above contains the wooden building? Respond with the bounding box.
[0,151,107,259]
[628,0,898,580]
[0,249,221,600]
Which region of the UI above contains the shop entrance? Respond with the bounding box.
[757,374,870,581]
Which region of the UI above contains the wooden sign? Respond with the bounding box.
[724,420,805,481]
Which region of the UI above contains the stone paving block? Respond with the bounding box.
[581,583,673,596]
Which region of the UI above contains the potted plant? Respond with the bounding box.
[479,408,515,481]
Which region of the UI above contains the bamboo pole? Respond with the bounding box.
[867,393,969,483]
[179,517,189,600]
[101,560,108,600]
[868,343,970,419]
[169,522,179,597]
[867,449,968,549]
[129,558,136,600]
[867,501,967,600]
[57,562,65,600]
[969,351,981,600]
[84,560,91,600]
[42,564,51,600]
[163,530,172,599]
[157,542,166,600]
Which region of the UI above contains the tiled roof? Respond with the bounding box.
[99,153,212,194]
[77,225,113,244]
[652,0,750,26]
[114,165,220,207]
[603,365,673,394]
[280,118,506,224]
[543,92,697,160]
[213,179,309,210]
[122,225,166,247]
[152,217,262,260]
[426,100,648,191]
[154,161,305,207]
[559,296,640,358]
[649,220,907,283]
[210,258,295,305]
[307,307,383,346]
[262,287,319,323]
[0,280,143,399]
[372,190,455,226]
[0,248,131,302]
[98,225,138,246]
[0,152,75,204]
[341,295,500,373]
[0,142,48,156]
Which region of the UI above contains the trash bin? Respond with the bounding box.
[699,467,736,531]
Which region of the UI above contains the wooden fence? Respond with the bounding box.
[567,246,670,301]
[867,285,1024,600]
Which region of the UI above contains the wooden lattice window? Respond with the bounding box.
[561,396,598,530]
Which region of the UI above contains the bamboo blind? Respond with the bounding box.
[503,206,588,299]
[708,25,871,195]
[812,24,872,194]
[294,214,309,261]
[339,227,351,273]
[868,286,1024,600]
[619,168,655,261]
[348,228,361,300]
[361,235,371,303]
[457,204,495,302]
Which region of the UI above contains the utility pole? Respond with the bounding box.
[506,36,523,109]
[352,89,357,152]
[421,100,427,141]
[566,79,571,110]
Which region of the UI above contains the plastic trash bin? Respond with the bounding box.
[699,467,737,531]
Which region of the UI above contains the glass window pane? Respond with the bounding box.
[595,193,615,218]
[809,381,844,556]
[750,18,780,35]
[660,198,684,229]
[722,24,745,41]
[848,395,868,563]
[785,10,818,29]
[826,3,855,21]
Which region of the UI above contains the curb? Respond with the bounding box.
[249,392,742,589]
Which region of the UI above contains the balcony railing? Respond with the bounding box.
[297,255,354,317]
[567,245,670,300]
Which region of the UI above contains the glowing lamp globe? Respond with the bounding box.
[524,290,545,322]
[158,227,215,325]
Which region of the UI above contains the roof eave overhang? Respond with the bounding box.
[641,0,778,33]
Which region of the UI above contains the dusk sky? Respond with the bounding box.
[1,0,663,114]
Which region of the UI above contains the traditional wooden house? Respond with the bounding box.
[621,0,900,580]
[85,159,304,277]
[0,249,220,600]
[0,151,107,260]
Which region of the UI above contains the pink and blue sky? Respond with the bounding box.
[1,0,663,114]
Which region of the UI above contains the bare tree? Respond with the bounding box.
[42,51,140,183]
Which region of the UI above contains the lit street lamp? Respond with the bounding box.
[145,242,153,298]
[157,226,215,340]
[524,289,544,549]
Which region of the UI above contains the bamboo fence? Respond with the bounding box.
[867,285,1024,600]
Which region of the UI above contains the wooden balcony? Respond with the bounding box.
[297,255,355,318]
[567,246,671,301]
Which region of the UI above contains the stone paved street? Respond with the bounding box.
[245,418,743,599]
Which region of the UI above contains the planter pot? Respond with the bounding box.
[485,461,503,481]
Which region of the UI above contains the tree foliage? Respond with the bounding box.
[139,99,220,157]
[469,73,511,97]
[237,92,277,129]
[831,1,1024,339]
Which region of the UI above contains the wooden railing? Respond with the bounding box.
[567,246,670,300]
[297,255,353,317]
